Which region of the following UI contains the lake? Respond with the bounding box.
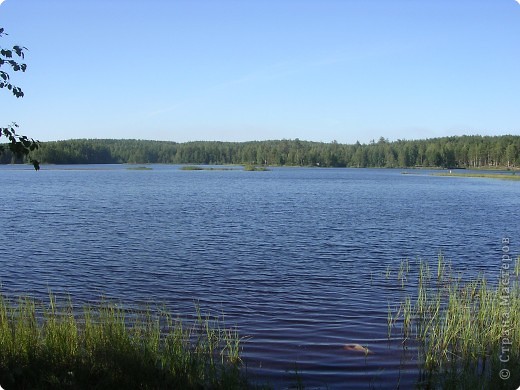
[1,165,519,388]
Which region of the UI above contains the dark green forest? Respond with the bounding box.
[2,135,520,168]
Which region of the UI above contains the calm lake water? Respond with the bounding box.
[1,165,519,388]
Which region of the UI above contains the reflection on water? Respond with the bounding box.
[1,165,519,388]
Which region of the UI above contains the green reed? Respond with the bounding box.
[0,293,251,389]
[243,164,269,171]
[389,255,520,389]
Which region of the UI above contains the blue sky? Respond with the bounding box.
[1,0,519,144]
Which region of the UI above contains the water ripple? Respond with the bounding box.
[1,166,519,388]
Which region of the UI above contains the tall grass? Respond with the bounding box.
[388,255,520,389]
[0,294,252,389]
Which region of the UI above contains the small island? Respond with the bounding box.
[126,166,153,170]
[243,164,269,171]
[180,165,235,171]
[180,165,269,171]
[434,172,520,181]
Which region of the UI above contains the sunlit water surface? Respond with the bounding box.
[1,165,519,388]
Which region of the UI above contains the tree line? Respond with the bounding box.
[1,135,519,168]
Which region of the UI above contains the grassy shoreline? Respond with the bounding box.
[0,295,251,389]
[433,172,520,180]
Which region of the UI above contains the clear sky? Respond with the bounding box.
[1,0,519,144]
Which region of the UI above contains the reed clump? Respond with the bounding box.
[126,166,153,170]
[180,165,205,170]
[0,294,250,389]
[243,165,269,171]
[388,254,520,389]
[180,165,235,171]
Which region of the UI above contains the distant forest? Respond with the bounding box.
[2,135,520,168]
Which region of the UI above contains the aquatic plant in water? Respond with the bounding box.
[388,255,520,389]
[0,294,250,389]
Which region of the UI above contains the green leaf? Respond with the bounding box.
[13,46,24,57]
